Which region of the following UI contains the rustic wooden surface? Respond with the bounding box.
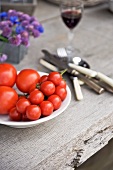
[0,1,113,170]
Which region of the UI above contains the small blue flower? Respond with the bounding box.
[16,25,24,34]
[0,12,8,18]
[0,10,44,48]
[36,25,44,33]
[10,16,19,24]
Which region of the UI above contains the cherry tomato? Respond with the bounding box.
[16,69,40,93]
[40,101,54,116]
[21,113,29,121]
[48,72,62,86]
[40,81,55,96]
[29,89,44,105]
[0,63,17,87]
[26,105,41,121]
[9,107,22,121]
[59,79,66,88]
[16,98,31,114]
[48,94,62,110]
[0,86,18,114]
[55,86,67,101]
[39,75,48,83]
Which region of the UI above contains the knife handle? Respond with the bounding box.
[78,74,105,94]
[68,63,97,77]
[40,59,59,72]
[71,70,104,94]
[92,78,113,93]
[72,77,83,100]
[97,72,113,87]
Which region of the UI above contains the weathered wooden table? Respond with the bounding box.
[0,1,113,170]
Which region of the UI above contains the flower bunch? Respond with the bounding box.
[0,10,44,47]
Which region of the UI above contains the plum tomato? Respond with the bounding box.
[48,94,62,110]
[26,105,41,121]
[16,69,40,93]
[55,86,67,101]
[9,107,22,121]
[39,75,48,83]
[48,72,62,86]
[40,81,55,96]
[0,63,17,87]
[29,89,44,105]
[0,86,18,114]
[40,101,54,116]
[16,98,31,114]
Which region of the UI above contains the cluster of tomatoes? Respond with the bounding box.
[0,63,67,121]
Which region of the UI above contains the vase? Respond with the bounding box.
[1,0,37,15]
[0,41,27,64]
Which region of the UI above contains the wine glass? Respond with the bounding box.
[60,0,84,61]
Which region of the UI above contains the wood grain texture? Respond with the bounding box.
[0,1,113,170]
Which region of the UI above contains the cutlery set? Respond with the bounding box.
[40,49,113,101]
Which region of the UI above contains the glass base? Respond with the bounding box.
[65,45,81,62]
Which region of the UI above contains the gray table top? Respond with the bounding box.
[0,1,113,170]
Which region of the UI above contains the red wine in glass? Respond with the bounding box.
[61,10,82,29]
[60,0,84,61]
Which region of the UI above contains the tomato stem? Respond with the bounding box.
[18,93,28,98]
[60,69,68,76]
[36,83,40,89]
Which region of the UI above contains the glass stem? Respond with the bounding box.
[67,29,74,51]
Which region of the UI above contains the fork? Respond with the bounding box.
[57,47,90,68]
[57,48,68,58]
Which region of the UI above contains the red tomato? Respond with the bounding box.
[55,86,67,101]
[9,107,22,121]
[16,98,31,114]
[29,89,44,105]
[16,69,40,93]
[26,105,41,121]
[40,81,55,96]
[39,75,48,83]
[59,79,66,88]
[40,101,54,116]
[0,86,18,114]
[28,83,37,93]
[22,113,29,121]
[0,63,17,87]
[48,94,62,110]
[48,72,62,86]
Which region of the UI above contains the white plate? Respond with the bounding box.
[0,71,71,128]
